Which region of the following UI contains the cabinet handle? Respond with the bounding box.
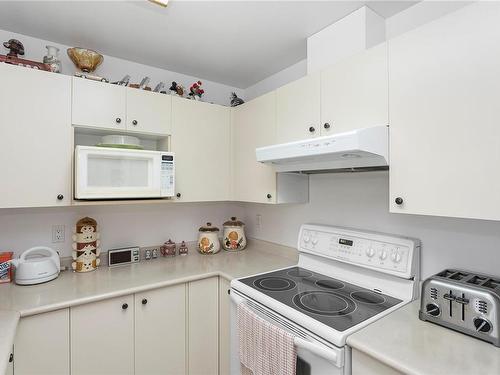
[308,126,315,133]
[57,194,64,201]
[395,197,404,205]
[122,303,128,310]
[323,123,331,129]
[9,353,13,363]
[115,117,122,124]
[176,193,181,198]
[142,298,148,305]
[266,193,272,199]
[132,120,138,126]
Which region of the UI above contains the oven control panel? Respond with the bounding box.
[299,225,419,279]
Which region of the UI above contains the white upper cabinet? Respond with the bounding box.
[126,87,172,135]
[171,97,231,202]
[72,78,171,135]
[389,3,500,221]
[231,91,277,203]
[276,74,321,143]
[72,77,126,130]
[0,64,72,208]
[321,43,388,134]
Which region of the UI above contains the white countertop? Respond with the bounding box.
[0,239,297,375]
[347,300,500,375]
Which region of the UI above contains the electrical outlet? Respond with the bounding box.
[256,214,262,230]
[52,225,65,243]
[144,249,152,260]
[141,245,162,260]
[152,248,159,259]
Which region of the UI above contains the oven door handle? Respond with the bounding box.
[230,291,342,367]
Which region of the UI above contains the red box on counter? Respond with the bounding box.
[0,252,13,283]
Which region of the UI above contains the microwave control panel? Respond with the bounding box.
[160,153,175,197]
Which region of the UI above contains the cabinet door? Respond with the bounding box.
[14,309,70,375]
[71,295,134,375]
[0,64,72,208]
[219,278,231,375]
[171,98,231,201]
[389,3,500,220]
[135,284,186,375]
[72,77,126,130]
[231,91,277,203]
[321,43,388,135]
[126,88,172,135]
[188,277,219,375]
[276,74,321,143]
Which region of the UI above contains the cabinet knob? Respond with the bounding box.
[176,193,181,198]
[57,194,64,201]
[132,120,138,126]
[308,126,315,133]
[115,117,122,124]
[395,197,404,205]
[142,298,148,305]
[266,193,272,199]
[122,303,128,310]
[323,123,331,129]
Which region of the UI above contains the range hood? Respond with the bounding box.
[256,126,388,173]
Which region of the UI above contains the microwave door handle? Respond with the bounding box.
[230,291,342,367]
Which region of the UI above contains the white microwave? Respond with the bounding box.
[74,146,175,199]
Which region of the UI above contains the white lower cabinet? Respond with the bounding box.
[188,277,219,375]
[135,284,187,375]
[218,278,231,375]
[13,309,70,375]
[71,295,135,375]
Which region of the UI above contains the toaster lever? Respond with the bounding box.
[455,296,469,305]
[443,293,456,301]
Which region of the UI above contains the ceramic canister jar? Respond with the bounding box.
[222,217,247,251]
[197,222,221,255]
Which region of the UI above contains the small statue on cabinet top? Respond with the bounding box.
[3,39,24,58]
[189,80,204,100]
[72,217,101,273]
[230,92,244,107]
[169,81,185,97]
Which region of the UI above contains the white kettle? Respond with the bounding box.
[11,247,61,285]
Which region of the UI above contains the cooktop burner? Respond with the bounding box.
[239,267,402,331]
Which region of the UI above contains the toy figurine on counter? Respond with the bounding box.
[72,217,101,272]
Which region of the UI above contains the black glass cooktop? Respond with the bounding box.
[239,267,402,332]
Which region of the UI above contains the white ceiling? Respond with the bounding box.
[0,1,417,88]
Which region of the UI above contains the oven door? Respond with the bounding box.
[230,289,348,375]
[75,145,167,199]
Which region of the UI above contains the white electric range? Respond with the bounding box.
[230,224,420,374]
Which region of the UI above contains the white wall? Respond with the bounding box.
[239,172,500,279]
[0,202,241,258]
[0,29,244,106]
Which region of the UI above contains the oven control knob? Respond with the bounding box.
[303,236,310,243]
[425,303,440,317]
[379,250,387,260]
[311,238,318,246]
[473,317,492,333]
[391,251,402,263]
[366,248,375,257]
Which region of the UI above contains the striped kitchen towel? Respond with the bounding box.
[237,302,297,375]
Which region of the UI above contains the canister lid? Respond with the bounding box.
[199,222,219,232]
[223,217,245,227]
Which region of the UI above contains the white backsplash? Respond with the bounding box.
[239,172,500,279]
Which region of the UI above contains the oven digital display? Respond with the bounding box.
[339,238,353,246]
[110,250,131,265]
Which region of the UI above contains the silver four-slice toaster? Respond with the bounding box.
[419,269,500,347]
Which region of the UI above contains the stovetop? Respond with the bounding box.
[239,266,402,332]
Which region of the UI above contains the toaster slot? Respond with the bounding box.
[450,272,468,280]
[483,278,500,289]
[437,270,455,278]
[467,276,487,285]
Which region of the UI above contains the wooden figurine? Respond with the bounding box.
[72,217,101,272]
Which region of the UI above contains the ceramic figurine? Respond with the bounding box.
[3,39,24,58]
[179,241,188,256]
[160,239,176,257]
[43,45,62,73]
[197,223,221,254]
[189,80,204,100]
[230,92,245,107]
[222,217,247,251]
[72,217,101,272]
[169,81,185,97]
